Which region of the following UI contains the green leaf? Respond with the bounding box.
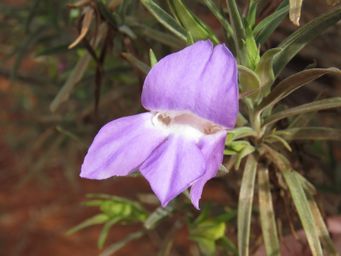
[224,140,254,155]
[254,1,289,44]
[289,0,303,26]
[144,204,174,229]
[237,155,257,256]
[237,113,248,126]
[190,209,228,255]
[129,21,184,48]
[50,51,90,110]
[117,0,133,16]
[288,111,315,128]
[258,167,280,256]
[168,0,219,43]
[190,220,225,255]
[202,0,234,40]
[226,127,256,143]
[66,214,109,235]
[235,145,255,170]
[121,52,150,74]
[264,97,341,126]
[118,24,137,39]
[282,170,323,256]
[99,231,144,256]
[220,237,239,256]
[149,48,157,66]
[257,67,340,114]
[238,65,261,95]
[276,127,341,141]
[56,126,83,144]
[295,172,317,195]
[246,0,257,28]
[225,140,255,170]
[265,133,292,151]
[191,220,225,241]
[225,0,248,65]
[85,194,147,222]
[245,27,260,69]
[98,197,147,221]
[307,194,338,255]
[273,6,341,76]
[255,48,282,97]
[97,218,120,249]
[140,0,187,41]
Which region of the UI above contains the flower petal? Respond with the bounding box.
[190,131,227,209]
[81,112,168,179]
[141,40,238,128]
[140,135,206,207]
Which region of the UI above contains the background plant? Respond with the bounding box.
[1,0,340,255]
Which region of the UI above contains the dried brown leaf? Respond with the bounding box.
[68,7,95,49]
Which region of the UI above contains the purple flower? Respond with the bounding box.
[81,40,238,209]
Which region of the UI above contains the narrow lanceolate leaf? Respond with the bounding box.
[168,0,219,43]
[289,0,303,25]
[144,205,174,229]
[66,214,109,235]
[226,127,256,142]
[295,172,317,195]
[202,0,233,38]
[307,194,338,256]
[296,172,338,255]
[258,167,280,256]
[255,48,282,97]
[282,170,323,256]
[238,155,257,256]
[225,0,247,65]
[244,28,260,70]
[234,145,255,170]
[273,6,341,76]
[149,48,157,66]
[99,231,144,256]
[121,52,150,74]
[277,127,341,141]
[258,67,340,113]
[264,97,341,126]
[265,134,292,152]
[130,22,184,48]
[238,65,261,94]
[50,23,108,112]
[97,218,119,249]
[254,1,289,44]
[246,0,257,28]
[140,0,187,41]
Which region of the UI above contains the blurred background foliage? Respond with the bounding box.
[0,0,340,255]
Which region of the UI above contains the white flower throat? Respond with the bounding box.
[152,112,223,141]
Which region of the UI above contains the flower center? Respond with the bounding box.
[151,112,223,141]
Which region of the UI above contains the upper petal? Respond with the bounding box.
[141,40,239,128]
[190,131,227,209]
[81,112,168,179]
[140,135,206,207]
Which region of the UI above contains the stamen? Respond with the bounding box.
[157,113,171,125]
[204,125,222,135]
[152,111,224,140]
